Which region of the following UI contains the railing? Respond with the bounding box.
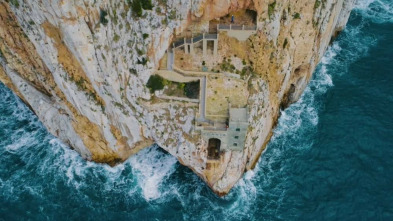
[173,40,184,48]
[244,25,257,30]
[218,24,230,29]
[231,25,243,30]
[172,34,218,48]
[217,24,257,31]
[205,34,218,39]
[193,35,203,43]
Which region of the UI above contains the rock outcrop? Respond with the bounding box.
[0,0,355,195]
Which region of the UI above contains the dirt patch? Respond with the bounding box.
[206,75,248,117]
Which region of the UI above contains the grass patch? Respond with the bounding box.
[268,1,276,19]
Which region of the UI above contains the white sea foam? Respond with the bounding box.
[128,145,177,201]
[355,0,393,23]
[1,1,391,218]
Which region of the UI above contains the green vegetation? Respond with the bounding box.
[184,81,200,99]
[240,66,254,78]
[268,1,276,19]
[113,34,121,43]
[169,81,197,98]
[314,0,321,9]
[168,10,176,20]
[130,0,153,17]
[220,58,236,73]
[147,75,200,99]
[113,34,120,42]
[129,68,137,75]
[293,12,301,19]
[141,0,153,10]
[111,9,118,25]
[7,0,19,8]
[143,33,149,39]
[146,75,167,93]
[75,78,86,91]
[137,57,148,65]
[100,9,109,25]
[283,38,288,49]
[131,0,143,17]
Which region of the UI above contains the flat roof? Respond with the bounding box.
[229,108,248,122]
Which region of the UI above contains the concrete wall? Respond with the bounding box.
[202,130,228,150]
[227,121,248,151]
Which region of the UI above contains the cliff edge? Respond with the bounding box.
[0,0,355,195]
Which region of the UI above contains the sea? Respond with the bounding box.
[1,0,392,220]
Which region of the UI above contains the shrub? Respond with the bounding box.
[177,83,186,90]
[184,81,200,99]
[132,0,143,17]
[143,33,149,39]
[137,57,148,65]
[293,13,301,19]
[283,38,288,48]
[146,75,166,93]
[168,10,176,20]
[268,1,276,19]
[129,68,137,75]
[100,9,109,25]
[202,61,206,66]
[314,0,321,9]
[8,0,19,8]
[113,34,120,42]
[141,0,153,10]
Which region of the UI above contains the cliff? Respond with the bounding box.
[0,0,355,195]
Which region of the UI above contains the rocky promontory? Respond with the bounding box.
[0,0,355,195]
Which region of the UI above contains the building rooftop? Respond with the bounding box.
[229,108,248,122]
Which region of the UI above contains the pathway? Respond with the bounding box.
[167,48,174,70]
[198,76,207,121]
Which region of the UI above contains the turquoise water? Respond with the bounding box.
[1,1,393,220]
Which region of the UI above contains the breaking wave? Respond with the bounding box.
[1,0,392,220]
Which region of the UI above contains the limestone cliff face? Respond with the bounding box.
[0,0,355,195]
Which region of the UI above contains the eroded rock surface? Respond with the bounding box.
[0,0,355,195]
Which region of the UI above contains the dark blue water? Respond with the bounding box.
[1,1,393,220]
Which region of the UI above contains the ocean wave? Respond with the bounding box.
[355,0,393,23]
[0,0,391,219]
[128,145,178,201]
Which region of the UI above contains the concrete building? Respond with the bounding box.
[200,107,249,159]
